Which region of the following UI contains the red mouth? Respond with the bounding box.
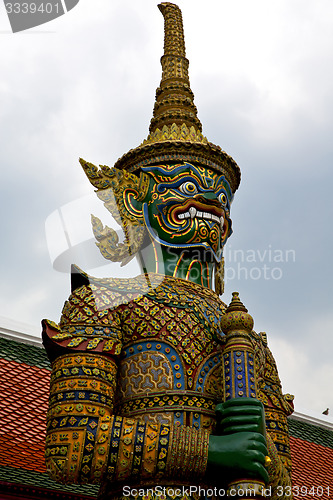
[172,200,228,236]
[174,199,223,218]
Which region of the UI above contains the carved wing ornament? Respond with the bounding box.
[80,158,148,265]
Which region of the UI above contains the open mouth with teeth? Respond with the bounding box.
[173,200,228,237]
[143,195,231,259]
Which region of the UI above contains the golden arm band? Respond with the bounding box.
[45,352,118,483]
[45,353,210,485]
[266,433,293,500]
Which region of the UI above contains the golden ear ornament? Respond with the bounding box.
[214,257,225,295]
[91,215,146,266]
[79,158,148,266]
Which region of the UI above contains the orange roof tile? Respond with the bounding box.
[290,435,333,498]
[0,358,50,473]
[0,339,99,497]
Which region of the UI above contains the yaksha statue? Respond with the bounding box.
[43,3,294,499]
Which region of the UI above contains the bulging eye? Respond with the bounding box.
[219,192,228,206]
[179,181,198,196]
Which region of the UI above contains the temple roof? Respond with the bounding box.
[0,332,98,499]
[290,435,333,492]
[1,328,333,499]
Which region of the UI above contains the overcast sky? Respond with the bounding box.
[1,0,332,418]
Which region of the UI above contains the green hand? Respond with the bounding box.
[207,432,269,484]
[216,398,266,436]
[206,398,269,484]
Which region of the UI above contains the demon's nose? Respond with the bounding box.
[195,192,220,204]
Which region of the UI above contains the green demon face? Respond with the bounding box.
[134,163,233,262]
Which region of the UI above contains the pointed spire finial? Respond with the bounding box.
[113,3,241,196]
[221,292,254,334]
[148,3,202,135]
[158,2,186,59]
[226,292,248,313]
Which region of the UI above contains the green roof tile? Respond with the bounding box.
[288,418,333,449]
[0,465,99,498]
[0,337,51,369]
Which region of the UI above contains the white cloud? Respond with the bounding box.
[268,335,333,414]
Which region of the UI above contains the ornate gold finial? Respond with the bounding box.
[110,4,241,195]
[158,2,186,59]
[221,292,254,334]
[226,292,248,313]
[147,3,203,136]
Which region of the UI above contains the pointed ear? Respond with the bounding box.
[94,169,148,225]
[91,169,149,265]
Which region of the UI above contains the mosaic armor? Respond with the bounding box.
[43,268,293,499]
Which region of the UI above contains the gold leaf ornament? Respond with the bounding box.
[79,159,148,266]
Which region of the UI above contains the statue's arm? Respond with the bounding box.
[256,333,294,499]
[205,330,293,496]
[42,319,210,485]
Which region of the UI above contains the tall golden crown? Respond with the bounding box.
[112,3,240,194]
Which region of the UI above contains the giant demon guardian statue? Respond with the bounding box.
[43,3,294,499]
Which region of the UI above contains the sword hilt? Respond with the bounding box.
[220,292,267,499]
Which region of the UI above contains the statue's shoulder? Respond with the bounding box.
[42,265,147,361]
[143,272,227,304]
[70,264,150,295]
